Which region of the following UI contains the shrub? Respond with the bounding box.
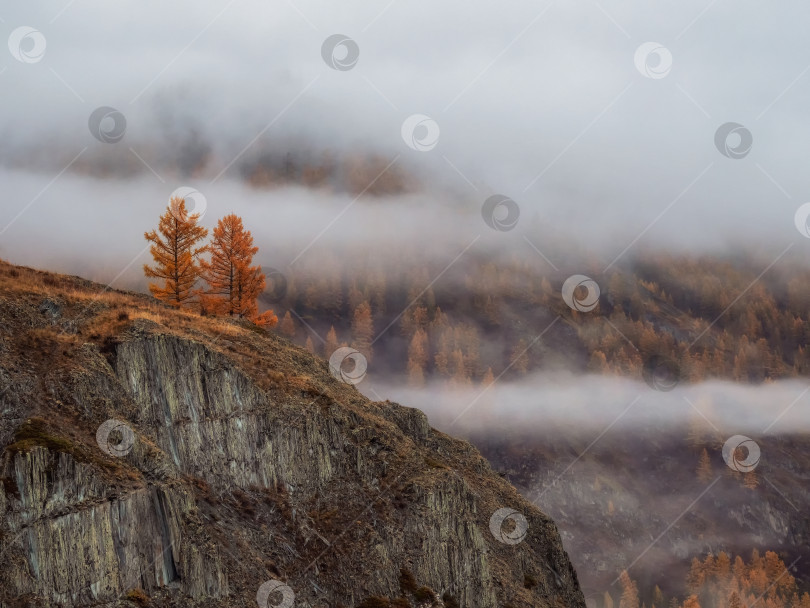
[399,569,418,595]
[125,588,149,606]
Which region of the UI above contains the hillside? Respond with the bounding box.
[0,260,585,608]
[266,246,810,388]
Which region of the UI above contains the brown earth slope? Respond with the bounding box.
[0,260,585,608]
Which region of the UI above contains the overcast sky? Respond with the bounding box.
[2,0,810,279]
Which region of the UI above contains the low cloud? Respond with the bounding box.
[370,374,810,436]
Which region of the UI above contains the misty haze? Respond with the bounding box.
[1,2,809,608]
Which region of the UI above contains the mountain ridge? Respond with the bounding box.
[0,259,584,608]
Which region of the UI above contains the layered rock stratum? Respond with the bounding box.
[0,260,585,608]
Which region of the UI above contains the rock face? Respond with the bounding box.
[0,261,585,608]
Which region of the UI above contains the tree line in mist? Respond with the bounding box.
[611,551,806,608]
[271,249,810,386]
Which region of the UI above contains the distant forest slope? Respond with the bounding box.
[268,248,810,386]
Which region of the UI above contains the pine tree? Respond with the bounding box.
[589,350,609,372]
[458,324,481,374]
[449,348,469,386]
[304,335,316,354]
[407,329,429,387]
[743,471,760,489]
[200,214,273,324]
[687,557,706,593]
[727,591,742,608]
[347,281,365,313]
[280,311,296,338]
[681,595,701,608]
[715,552,731,584]
[351,301,374,362]
[401,305,428,337]
[143,197,208,308]
[733,556,746,586]
[653,585,665,608]
[604,592,615,608]
[434,329,452,376]
[619,571,640,608]
[408,358,425,387]
[764,551,789,590]
[697,448,713,482]
[324,326,339,359]
[510,338,530,374]
[431,306,450,333]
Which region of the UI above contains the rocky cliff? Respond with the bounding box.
[0,260,585,608]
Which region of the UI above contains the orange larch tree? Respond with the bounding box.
[279,311,296,338]
[143,197,208,308]
[324,326,339,358]
[697,448,713,482]
[619,571,640,608]
[351,300,374,361]
[201,213,277,327]
[407,328,429,387]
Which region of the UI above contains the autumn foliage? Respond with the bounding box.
[143,198,208,308]
[605,551,808,608]
[199,213,276,326]
[144,201,276,328]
